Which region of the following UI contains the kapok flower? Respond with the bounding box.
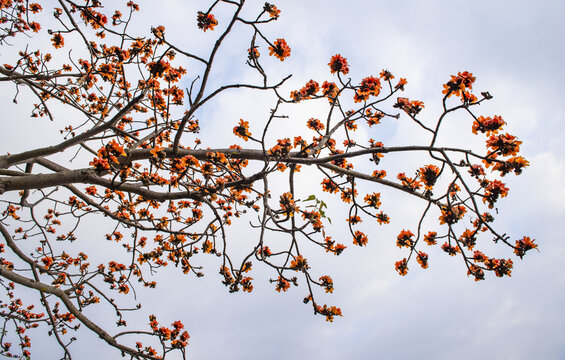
[328,54,349,75]
[197,12,218,31]
[269,38,291,61]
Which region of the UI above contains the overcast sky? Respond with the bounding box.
[1,0,564,359]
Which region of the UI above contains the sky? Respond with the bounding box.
[1,0,565,359]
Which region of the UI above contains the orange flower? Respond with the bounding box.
[397,172,422,192]
[340,188,356,203]
[307,118,324,131]
[275,277,290,292]
[29,22,41,32]
[324,237,347,255]
[418,165,440,190]
[486,133,522,156]
[219,266,234,285]
[268,138,292,157]
[202,239,213,254]
[247,46,260,60]
[291,80,319,102]
[334,243,347,255]
[256,246,272,257]
[352,230,368,246]
[29,3,42,13]
[439,205,466,225]
[459,229,477,250]
[263,3,280,18]
[118,283,130,294]
[147,60,171,78]
[514,236,537,258]
[290,255,308,271]
[241,261,252,273]
[396,230,414,248]
[90,157,110,170]
[442,71,476,98]
[316,304,342,322]
[321,178,339,193]
[467,265,485,281]
[354,76,381,103]
[127,1,139,11]
[395,258,408,276]
[149,145,165,159]
[472,115,506,135]
[468,164,486,177]
[380,69,394,80]
[376,211,390,225]
[364,193,381,208]
[416,252,429,269]
[240,277,253,292]
[483,180,509,208]
[472,250,488,263]
[372,169,387,179]
[328,54,349,75]
[279,192,298,217]
[485,258,513,277]
[51,33,64,48]
[395,78,407,90]
[441,242,459,256]
[394,97,424,116]
[269,38,291,61]
[366,110,384,127]
[423,231,437,245]
[319,275,334,293]
[197,12,218,31]
[347,215,362,224]
[152,25,165,38]
[492,156,529,176]
[322,81,339,99]
[233,119,252,141]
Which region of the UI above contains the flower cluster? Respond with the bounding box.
[269,38,290,61]
[263,3,280,18]
[442,71,476,99]
[472,115,506,135]
[397,172,422,192]
[315,304,342,322]
[352,230,368,246]
[396,230,414,248]
[290,80,319,102]
[418,165,440,190]
[279,192,298,217]
[306,118,325,131]
[395,258,408,276]
[290,255,308,271]
[486,133,522,156]
[197,11,218,31]
[233,119,252,141]
[394,97,424,116]
[328,54,349,75]
[148,315,190,351]
[483,180,509,208]
[439,205,467,225]
[321,81,339,100]
[319,275,334,293]
[514,236,537,258]
[354,76,381,102]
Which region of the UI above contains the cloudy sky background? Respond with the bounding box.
[1,0,564,359]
